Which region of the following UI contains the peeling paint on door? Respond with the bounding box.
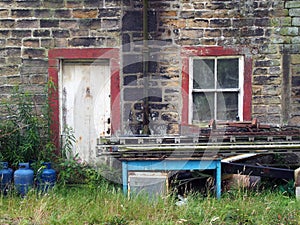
[60,60,110,164]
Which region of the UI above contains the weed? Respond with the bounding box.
[0,83,56,169]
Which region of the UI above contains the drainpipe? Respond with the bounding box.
[142,0,150,135]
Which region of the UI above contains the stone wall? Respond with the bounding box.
[0,0,299,135]
[0,0,120,113]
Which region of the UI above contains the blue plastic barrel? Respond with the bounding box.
[37,162,56,193]
[0,162,13,195]
[14,163,34,196]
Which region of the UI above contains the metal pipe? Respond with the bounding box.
[142,0,150,135]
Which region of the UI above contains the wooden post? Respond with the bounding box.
[295,167,300,200]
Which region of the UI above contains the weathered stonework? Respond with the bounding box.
[0,0,299,136]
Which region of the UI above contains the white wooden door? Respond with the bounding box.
[60,61,110,164]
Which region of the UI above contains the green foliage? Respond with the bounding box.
[56,154,106,187]
[0,186,299,225]
[0,83,56,168]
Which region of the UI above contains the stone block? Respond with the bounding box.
[59,20,78,29]
[41,38,54,48]
[286,1,300,8]
[23,48,46,58]
[272,9,289,17]
[259,44,278,54]
[123,88,144,101]
[0,30,9,38]
[11,9,33,18]
[34,9,52,18]
[292,76,300,87]
[0,0,12,7]
[204,29,221,37]
[65,0,83,8]
[292,17,300,26]
[15,0,41,7]
[253,75,281,85]
[122,11,157,32]
[33,29,51,37]
[0,19,15,28]
[291,54,300,64]
[210,19,231,27]
[123,54,143,74]
[124,75,137,86]
[23,38,40,48]
[289,9,300,17]
[292,36,300,44]
[102,19,119,29]
[54,9,72,18]
[29,75,47,84]
[52,29,70,38]
[40,19,59,28]
[0,65,19,76]
[68,37,97,47]
[54,38,67,48]
[271,17,292,26]
[180,29,204,39]
[0,48,21,57]
[22,58,48,67]
[11,30,32,38]
[72,9,98,18]
[6,38,22,46]
[280,27,299,36]
[99,8,121,17]
[83,0,102,8]
[43,0,65,8]
[255,18,270,27]
[16,19,39,29]
[241,27,264,37]
[186,19,209,29]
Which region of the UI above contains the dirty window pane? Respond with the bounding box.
[193,59,215,89]
[217,92,238,120]
[192,92,214,121]
[217,58,239,88]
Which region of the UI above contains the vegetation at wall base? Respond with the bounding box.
[0,83,56,170]
[0,182,299,225]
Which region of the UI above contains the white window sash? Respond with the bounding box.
[189,56,244,124]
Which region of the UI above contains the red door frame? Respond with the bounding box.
[181,46,252,124]
[48,48,120,152]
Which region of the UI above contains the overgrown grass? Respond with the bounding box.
[1,183,299,225]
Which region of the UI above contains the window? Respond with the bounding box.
[189,56,244,123]
[181,46,252,125]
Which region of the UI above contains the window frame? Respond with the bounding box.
[189,55,244,123]
[181,46,252,125]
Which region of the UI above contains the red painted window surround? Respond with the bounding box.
[181,46,252,125]
[48,48,120,151]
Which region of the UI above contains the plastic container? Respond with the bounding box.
[14,163,34,196]
[0,162,13,195]
[37,162,56,193]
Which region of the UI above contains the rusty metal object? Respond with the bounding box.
[222,162,294,180]
[97,118,300,158]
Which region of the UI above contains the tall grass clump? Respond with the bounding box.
[1,183,299,224]
[0,83,56,169]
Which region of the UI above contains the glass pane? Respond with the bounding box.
[192,92,214,121]
[217,58,239,88]
[193,59,215,89]
[217,92,238,120]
